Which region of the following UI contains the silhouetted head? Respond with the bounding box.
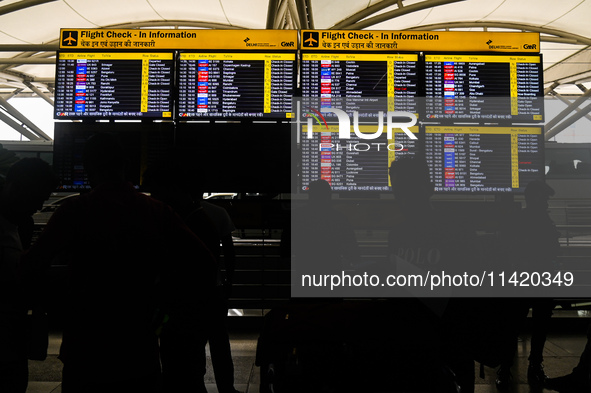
[143,160,195,215]
[524,180,554,211]
[308,179,332,205]
[389,157,433,208]
[1,158,58,224]
[83,133,127,186]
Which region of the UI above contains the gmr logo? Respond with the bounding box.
[523,43,537,49]
[306,108,418,140]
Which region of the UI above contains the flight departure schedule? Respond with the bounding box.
[300,125,418,191]
[54,52,173,118]
[177,53,295,118]
[300,53,419,116]
[424,55,543,122]
[425,126,543,193]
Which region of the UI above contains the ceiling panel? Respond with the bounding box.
[540,42,585,71]
[545,1,591,38]
[66,0,162,27]
[418,0,505,26]
[368,9,433,30]
[12,64,56,80]
[149,0,230,25]
[222,0,269,28]
[481,0,582,26]
[310,0,371,29]
[0,2,91,44]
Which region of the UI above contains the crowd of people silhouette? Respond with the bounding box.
[0,134,589,393]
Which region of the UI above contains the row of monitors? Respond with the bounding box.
[53,122,292,193]
[54,51,543,123]
[54,122,543,195]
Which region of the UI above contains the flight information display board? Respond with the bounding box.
[54,52,173,119]
[300,53,419,115]
[424,54,543,122]
[300,125,419,192]
[177,52,296,119]
[424,126,543,193]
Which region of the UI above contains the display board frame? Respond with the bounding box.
[53,50,176,120]
[176,50,297,120]
[421,52,544,124]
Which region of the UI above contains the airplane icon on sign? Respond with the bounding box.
[63,32,77,45]
[304,34,318,46]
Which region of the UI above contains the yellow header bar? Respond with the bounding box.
[180,53,295,61]
[426,126,542,135]
[60,29,298,50]
[426,55,540,63]
[58,52,173,60]
[302,53,417,61]
[301,30,540,52]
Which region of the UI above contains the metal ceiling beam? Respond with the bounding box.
[22,81,54,106]
[305,0,314,29]
[552,93,591,123]
[0,44,58,52]
[2,89,24,101]
[544,89,591,136]
[105,20,245,30]
[0,0,57,17]
[545,82,559,96]
[0,110,42,141]
[295,0,309,30]
[334,0,466,30]
[274,0,290,29]
[545,102,591,141]
[0,58,54,65]
[287,0,301,30]
[545,46,591,86]
[266,0,279,29]
[0,96,51,141]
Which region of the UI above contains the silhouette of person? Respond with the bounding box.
[495,180,560,389]
[195,193,241,393]
[21,133,216,393]
[387,157,480,393]
[143,161,241,393]
[0,157,57,393]
[291,179,360,282]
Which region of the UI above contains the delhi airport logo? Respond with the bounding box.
[62,31,78,46]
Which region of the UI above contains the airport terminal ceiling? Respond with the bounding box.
[1,0,591,141]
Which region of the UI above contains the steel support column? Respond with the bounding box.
[0,110,41,141]
[23,81,54,106]
[0,96,51,141]
[544,89,591,136]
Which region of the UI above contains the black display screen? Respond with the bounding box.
[424,126,544,193]
[424,54,543,122]
[300,53,419,115]
[53,122,174,191]
[177,52,296,119]
[54,52,174,119]
[299,124,419,192]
